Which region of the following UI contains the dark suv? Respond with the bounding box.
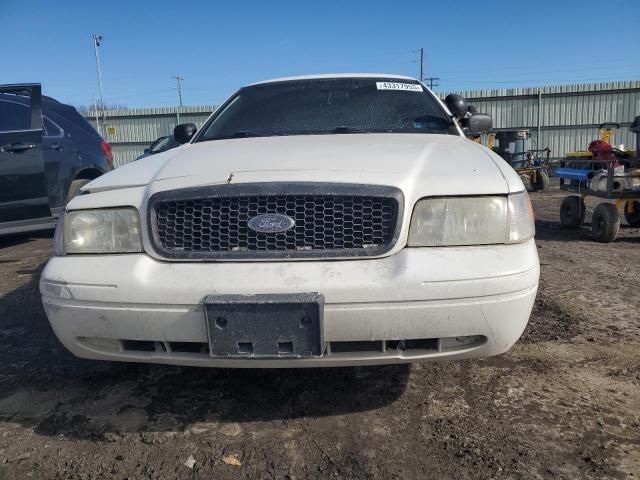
[0,84,113,235]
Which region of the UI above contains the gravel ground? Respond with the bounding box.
[0,186,638,479]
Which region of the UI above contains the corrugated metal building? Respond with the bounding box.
[88,106,216,167]
[442,80,640,157]
[88,81,640,168]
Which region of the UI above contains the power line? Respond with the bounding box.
[446,73,640,86]
[440,58,640,76]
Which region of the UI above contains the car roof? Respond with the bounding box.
[0,92,31,105]
[0,92,100,138]
[249,73,418,86]
[0,92,65,107]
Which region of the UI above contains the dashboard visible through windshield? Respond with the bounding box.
[196,77,455,142]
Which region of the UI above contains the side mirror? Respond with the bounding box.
[464,114,493,136]
[143,148,150,154]
[174,123,197,144]
[444,94,468,119]
[630,115,640,133]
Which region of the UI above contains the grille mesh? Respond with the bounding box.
[152,193,398,257]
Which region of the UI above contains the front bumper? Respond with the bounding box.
[40,240,539,367]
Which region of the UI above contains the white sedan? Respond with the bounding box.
[40,74,539,367]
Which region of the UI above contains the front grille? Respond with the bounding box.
[148,183,402,259]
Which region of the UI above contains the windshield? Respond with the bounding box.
[150,135,179,153]
[196,77,455,142]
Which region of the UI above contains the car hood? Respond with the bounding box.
[83,134,520,197]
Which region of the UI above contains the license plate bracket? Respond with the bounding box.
[204,293,324,358]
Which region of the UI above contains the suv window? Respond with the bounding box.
[0,100,30,132]
[44,117,62,137]
[197,77,454,142]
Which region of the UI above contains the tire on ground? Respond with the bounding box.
[591,203,620,243]
[66,178,91,204]
[530,170,550,192]
[560,195,586,229]
[623,200,640,227]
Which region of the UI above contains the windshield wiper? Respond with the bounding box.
[216,131,288,140]
[229,131,272,138]
[330,126,372,134]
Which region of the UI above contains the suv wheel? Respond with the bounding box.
[66,179,91,203]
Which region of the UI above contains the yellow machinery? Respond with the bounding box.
[563,122,633,163]
[557,118,640,242]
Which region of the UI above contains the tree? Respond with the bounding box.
[75,103,129,114]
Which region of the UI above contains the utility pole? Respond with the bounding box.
[92,34,107,134]
[424,77,440,90]
[92,95,102,137]
[414,47,440,89]
[173,75,184,124]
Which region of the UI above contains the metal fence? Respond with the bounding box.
[87,106,216,167]
[441,80,640,158]
[86,80,640,167]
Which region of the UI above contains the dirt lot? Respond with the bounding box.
[0,186,639,480]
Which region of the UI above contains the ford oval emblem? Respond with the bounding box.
[247,213,295,233]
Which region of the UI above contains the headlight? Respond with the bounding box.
[63,208,142,254]
[506,191,536,243]
[407,192,534,247]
